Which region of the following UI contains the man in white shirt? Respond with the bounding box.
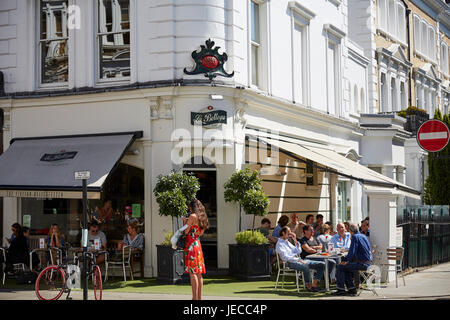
[275,226,325,292]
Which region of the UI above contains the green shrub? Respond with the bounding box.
[161,231,174,246]
[235,230,268,245]
[154,171,200,218]
[241,189,269,217]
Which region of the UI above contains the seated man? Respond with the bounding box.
[300,224,336,280]
[330,222,351,251]
[287,213,305,240]
[275,226,325,292]
[332,223,373,296]
[81,222,108,265]
[312,214,324,238]
[361,219,370,238]
[257,218,277,244]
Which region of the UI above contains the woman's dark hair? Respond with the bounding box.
[278,215,289,227]
[12,222,23,236]
[261,218,271,225]
[189,199,209,230]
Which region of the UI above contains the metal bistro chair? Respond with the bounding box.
[274,253,314,293]
[381,246,406,288]
[105,245,133,282]
[356,245,381,296]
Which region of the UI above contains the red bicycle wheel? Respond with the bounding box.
[35,266,65,300]
[93,265,103,300]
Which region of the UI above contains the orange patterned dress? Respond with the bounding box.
[184,225,206,274]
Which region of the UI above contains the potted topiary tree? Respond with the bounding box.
[225,167,271,280]
[154,171,200,284]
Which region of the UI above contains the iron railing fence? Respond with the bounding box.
[397,206,450,269]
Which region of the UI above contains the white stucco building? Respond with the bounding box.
[0,0,432,280]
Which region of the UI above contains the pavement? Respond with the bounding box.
[1,262,449,300]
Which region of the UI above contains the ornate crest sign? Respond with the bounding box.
[191,106,227,128]
[184,39,234,80]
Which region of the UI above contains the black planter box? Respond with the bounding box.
[156,245,189,284]
[228,244,271,281]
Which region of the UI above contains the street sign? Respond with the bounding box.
[417,120,450,152]
[74,171,91,180]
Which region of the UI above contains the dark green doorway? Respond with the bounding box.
[183,169,217,270]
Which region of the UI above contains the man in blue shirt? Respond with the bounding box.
[330,222,351,250]
[332,223,372,296]
[272,215,289,240]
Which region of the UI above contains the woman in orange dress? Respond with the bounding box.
[184,199,209,300]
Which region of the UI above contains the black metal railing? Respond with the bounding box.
[397,205,450,269]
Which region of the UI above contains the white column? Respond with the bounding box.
[366,189,398,283]
[142,139,153,277]
[1,106,18,247]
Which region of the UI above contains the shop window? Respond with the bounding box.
[21,163,144,246]
[97,0,130,80]
[39,0,69,84]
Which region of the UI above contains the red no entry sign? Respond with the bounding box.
[417,119,450,152]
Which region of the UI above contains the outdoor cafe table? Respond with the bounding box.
[306,252,347,291]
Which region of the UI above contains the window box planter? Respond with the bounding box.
[156,245,189,284]
[228,243,271,281]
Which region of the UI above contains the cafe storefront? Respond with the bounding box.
[0,132,144,248]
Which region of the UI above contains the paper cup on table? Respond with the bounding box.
[39,238,45,249]
[94,239,100,250]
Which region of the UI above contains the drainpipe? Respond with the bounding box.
[401,0,413,107]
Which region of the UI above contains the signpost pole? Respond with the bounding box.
[75,171,91,301]
[82,178,88,301]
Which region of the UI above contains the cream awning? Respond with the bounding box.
[0,131,142,199]
[251,135,421,199]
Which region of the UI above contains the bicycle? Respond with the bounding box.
[35,250,102,300]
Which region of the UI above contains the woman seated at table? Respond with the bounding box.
[5,223,29,272]
[118,219,143,251]
[317,224,332,251]
[47,223,66,265]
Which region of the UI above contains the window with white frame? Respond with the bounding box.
[400,81,406,109]
[293,23,306,104]
[289,2,314,106]
[360,88,365,114]
[391,77,397,111]
[327,40,338,115]
[324,24,344,117]
[97,0,130,80]
[441,42,449,75]
[39,0,69,85]
[414,15,437,62]
[250,1,261,87]
[380,72,387,112]
[377,0,406,43]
